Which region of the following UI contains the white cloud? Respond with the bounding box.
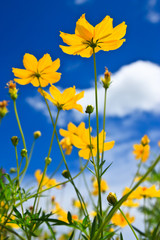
[26,61,160,124]
[146,10,160,23]
[146,0,160,23]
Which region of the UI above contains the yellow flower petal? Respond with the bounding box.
[23,53,38,72]
[38,54,52,72]
[12,68,32,79]
[94,15,113,41]
[49,85,62,103]
[59,44,87,56]
[105,22,127,41]
[100,39,126,51]
[60,32,83,45]
[75,14,94,40]
[13,77,33,85]
[103,141,115,151]
[79,148,91,159]
[41,72,61,85]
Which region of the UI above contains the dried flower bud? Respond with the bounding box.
[85,105,94,114]
[107,192,117,206]
[34,131,41,139]
[45,157,52,165]
[21,149,27,158]
[6,81,18,100]
[62,169,70,179]
[11,136,19,146]
[0,100,9,119]
[100,67,111,89]
[51,196,55,204]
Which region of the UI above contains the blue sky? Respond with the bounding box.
[1,0,160,178]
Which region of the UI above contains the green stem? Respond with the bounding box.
[101,88,107,166]
[15,146,24,215]
[32,109,60,214]
[93,48,103,233]
[92,155,160,240]
[0,223,26,240]
[119,208,139,240]
[13,100,29,180]
[88,114,97,176]
[144,197,146,234]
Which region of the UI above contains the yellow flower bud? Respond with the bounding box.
[45,157,52,165]
[107,192,117,205]
[21,149,27,158]
[0,100,9,119]
[101,67,111,89]
[33,131,41,139]
[6,81,18,100]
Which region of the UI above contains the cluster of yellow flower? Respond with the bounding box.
[59,122,115,159]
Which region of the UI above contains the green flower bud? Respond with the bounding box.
[85,105,94,114]
[10,168,17,173]
[11,136,19,147]
[107,192,117,206]
[62,170,70,179]
[21,149,27,158]
[45,157,52,165]
[34,131,41,139]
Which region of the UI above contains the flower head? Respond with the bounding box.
[111,212,135,228]
[133,144,150,162]
[12,53,61,87]
[38,85,84,112]
[6,81,18,100]
[35,170,61,189]
[60,14,127,58]
[72,129,115,160]
[100,67,111,89]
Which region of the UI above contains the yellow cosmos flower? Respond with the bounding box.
[123,185,160,200]
[133,144,150,162]
[111,212,135,228]
[12,53,61,87]
[71,129,114,160]
[35,170,61,189]
[38,85,84,112]
[73,199,87,209]
[60,137,72,155]
[59,14,127,58]
[92,178,109,196]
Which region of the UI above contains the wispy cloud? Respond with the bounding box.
[146,0,160,23]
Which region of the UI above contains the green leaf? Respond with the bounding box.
[13,206,22,219]
[100,163,112,177]
[82,234,88,240]
[120,232,123,240]
[87,167,96,176]
[68,231,74,240]
[90,216,97,239]
[67,211,72,224]
[45,221,56,240]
